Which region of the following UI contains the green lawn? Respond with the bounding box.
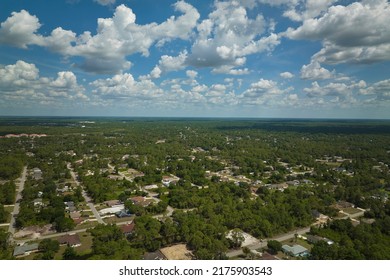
[103,216,134,224]
[342,207,363,215]
[74,221,98,230]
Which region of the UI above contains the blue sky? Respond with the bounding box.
[0,0,389,118]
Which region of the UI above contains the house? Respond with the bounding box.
[162,175,180,186]
[130,196,147,205]
[105,200,121,207]
[120,223,135,236]
[58,234,81,247]
[70,211,82,220]
[108,174,124,180]
[116,209,132,218]
[143,184,159,190]
[335,201,355,209]
[99,205,125,215]
[33,168,42,180]
[282,244,309,257]
[33,198,44,208]
[287,180,300,186]
[65,201,76,213]
[267,183,288,191]
[13,243,39,257]
[307,235,334,245]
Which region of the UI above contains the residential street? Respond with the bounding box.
[226,226,312,258]
[8,166,27,240]
[226,209,366,258]
[66,163,105,224]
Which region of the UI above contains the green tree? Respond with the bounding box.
[0,205,7,223]
[267,240,282,255]
[63,246,78,260]
[0,230,12,259]
[230,228,245,248]
[38,239,60,259]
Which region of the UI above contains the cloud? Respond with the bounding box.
[0,61,87,104]
[0,10,44,48]
[280,71,294,79]
[186,70,198,79]
[91,73,163,100]
[186,1,280,74]
[0,60,39,84]
[240,78,293,105]
[0,2,200,74]
[360,79,390,100]
[150,51,188,78]
[285,0,390,64]
[94,0,116,6]
[304,81,349,98]
[283,0,337,22]
[300,60,334,80]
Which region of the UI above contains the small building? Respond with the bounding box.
[58,234,81,247]
[143,184,159,190]
[13,243,39,257]
[105,200,121,207]
[65,201,76,213]
[307,235,334,245]
[108,174,124,180]
[282,244,309,257]
[116,209,132,218]
[162,175,180,187]
[130,196,146,205]
[70,211,82,220]
[99,205,125,215]
[335,201,355,209]
[33,198,44,208]
[120,223,135,236]
[33,168,42,180]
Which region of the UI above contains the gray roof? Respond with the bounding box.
[13,243,39,256]
[282,244,308,256]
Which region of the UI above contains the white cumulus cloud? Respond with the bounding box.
[285,0,390,64]
[280,71,294,79]
[0,10,44,48]
[187,1,280,74]
[0,2,200,74]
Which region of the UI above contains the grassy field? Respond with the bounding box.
[342,207,363,215]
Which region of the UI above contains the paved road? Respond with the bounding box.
[226,208,366,258]
[15,219,135,245]
[226,226,312,258]
[8,166,27,240]
[67,163,105,224]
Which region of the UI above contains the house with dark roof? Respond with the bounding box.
[116,209,132,218]
[307,235,334,245]
[58,234,81,247]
